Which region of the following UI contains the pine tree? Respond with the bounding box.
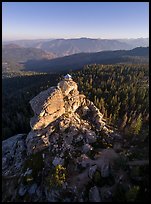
[104,109,108,118]
[129,114,142,135]
[120,113,128,130]
[108,113,112,125]
[99,98,105,114]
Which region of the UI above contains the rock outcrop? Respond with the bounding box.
[3,77,145,202]
[26,77,111,155]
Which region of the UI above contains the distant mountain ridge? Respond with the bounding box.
[23,47,149,73]
[3,37,149,57]
[2,45,56,62]
[117,38,149,47]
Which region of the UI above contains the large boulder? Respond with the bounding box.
[26,130,50,155]
[30,107,65,130]
[95,149,119,177]
[58,79,78,96]
[29,87,65,130]
[89,186,101,202]
[30,86,56,115]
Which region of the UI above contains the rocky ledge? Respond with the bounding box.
[2,77,147,202]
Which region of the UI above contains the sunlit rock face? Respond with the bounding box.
[29,87,65,130]
[25,77,112,155]
[58,78,78,96]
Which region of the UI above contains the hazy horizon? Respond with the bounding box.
[2,36,149,42]
[2,2,149,41]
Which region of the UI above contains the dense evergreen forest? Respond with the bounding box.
[2,63,149,146]
[72,64,149,136]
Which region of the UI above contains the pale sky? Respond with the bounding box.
[2,2,149,41]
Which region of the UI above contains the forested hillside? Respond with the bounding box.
[72,64,149,137]
[2,47,148,74]
[23,47,149,73]
[2,45,56,62]
[2,64,149,146]
[2,45,56,72]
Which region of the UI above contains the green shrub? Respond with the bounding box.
[53,165,66,186]
[126,185,140,202]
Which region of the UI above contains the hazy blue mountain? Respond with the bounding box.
[2,39,55,48]
[2,44,56,62]
[36,38,130,57]
[117,38,149,47]
[23,47,149,73]
[3,37,149,57]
